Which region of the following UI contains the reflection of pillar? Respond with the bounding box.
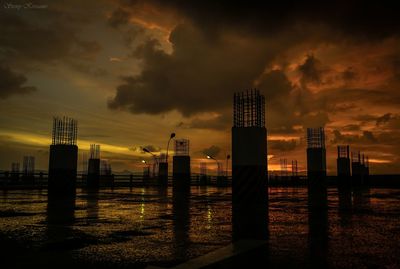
[47,196,76,224]
[232,90,268,241]
[84,190,99,221]
[307,204,328,268]
[353,188,371,213]
[172,186,191,260]
[46,194,76,249]
[338,187,352,212]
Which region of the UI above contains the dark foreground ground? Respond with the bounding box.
[0,187,399,268]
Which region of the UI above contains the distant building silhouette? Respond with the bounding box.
[48,116,78,197]
[22,156,35,176]
[199,162,208,185]
[232,89,268,240]
[87,144,100,188]
[291,160,298,179]
[11,162,20,181]
[280,158,288,178]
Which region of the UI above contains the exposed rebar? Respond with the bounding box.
[233,89,265,127]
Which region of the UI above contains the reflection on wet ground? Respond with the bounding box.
[1,187,400,268]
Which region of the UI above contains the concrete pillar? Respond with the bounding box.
[158,162,168,187]
[48,144,78,198]
[337,145,351,186]
[232,89,268,241]
[87,158,100,188]
[351,152,364,187]
[173,155,191,190]
[306,128,327,211]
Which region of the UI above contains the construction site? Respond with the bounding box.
[0,90,399,269]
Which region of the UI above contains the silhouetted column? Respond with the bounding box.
[48,144,78,197]
[87,144,100,189]
[48,117,78,199]
[87,158,100,188]
[173,139,191,191]
[351,152,370,188]
[158,162,168,187]
[306,127,327,210]
[337,145,352,212]
[232,89,268,241]
[337,145,351,187]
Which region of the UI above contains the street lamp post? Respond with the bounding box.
[143,148,159,179]
[165,133,176,163]
[226,154,231,177]
[141,160,150,181]
[143,148,158,164]
[206,155,220,176]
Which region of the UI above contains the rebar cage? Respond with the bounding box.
[233,89,265,127]
[52,116,78,145]
[306,127,325,149]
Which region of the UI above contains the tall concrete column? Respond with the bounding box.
[48,117,78,199]
[232,89,268,241]
[306,127,327,210]
[158,162,168,187]
[173,139,191,191]
[337,145,351,186]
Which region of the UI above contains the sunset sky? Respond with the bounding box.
[1,0,400,174]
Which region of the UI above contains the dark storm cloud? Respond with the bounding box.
[269,140,297,152]
[317,88,400,112]
[127,0,400,40]
[201,145,221,158]
[109,0,400,121]
[258,70,293,101]
[0,13,100,63]
[342,124,361,131]
[130,145,161,153]
[0,66,37,99]
[298,54,323,85]
[185,112,231,130]
[351,113,395,127]
[108,7,131,28]
[332,130,378,144]
[142,145,160,153]
[341,67,358,83]
[68,62,108,77]
[0,5,103,83]
[376,113,393,126]
[108,22,276,116]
